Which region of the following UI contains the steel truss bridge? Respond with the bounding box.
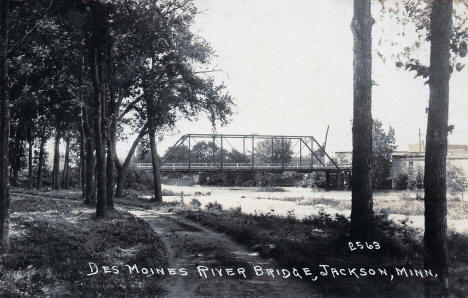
[135,133,351,174]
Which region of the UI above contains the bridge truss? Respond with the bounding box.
[136,133,349,173]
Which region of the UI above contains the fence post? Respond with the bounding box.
[281,136,285,169]
[311,137,314,169]
[220,135,223,169]
[188,135,191,170]
[299,139,302,168]
[251,136,255,169]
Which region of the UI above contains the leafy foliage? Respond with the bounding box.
[255,139,294,164]
[372,120,397,189]
[379,0,468,81]
[447,164,467,197]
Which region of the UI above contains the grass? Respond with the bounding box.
[1,194,168,297]
[180,208,468,297]
[12,187,183,210]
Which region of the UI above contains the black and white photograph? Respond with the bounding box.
[0,0,467,297]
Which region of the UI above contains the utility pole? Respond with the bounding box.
[419,128,422,156]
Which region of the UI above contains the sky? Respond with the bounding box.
[117,0,468,158]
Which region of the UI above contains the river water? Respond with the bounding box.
[156,185,468,234]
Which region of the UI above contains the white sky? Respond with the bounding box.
[116,0,468,158]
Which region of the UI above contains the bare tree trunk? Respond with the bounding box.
[61,136,70,189]
[52,132,61,190]
[424,1,452,295]
[10,135,21,188]
[106,133,115,209]
[83,105,96,205]
[9,126,20,187]
[0,0,10,253]
[80,106,86,199]
[149,129,162,202]
[85,139,96,205]
[28,137,33,189]
[106,94,116,210]
[36,134,46,189]
[114,123,148,197]
[91,49,106,218]
[350,0,374,240]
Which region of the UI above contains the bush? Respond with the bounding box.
[406,167,424,190]
[229,206,242,214]
[205,201,223,211]
[394,173,408,190]
[447,165,467,197]
[124,169,154,190]
[190,198,201,209]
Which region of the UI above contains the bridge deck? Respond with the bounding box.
[135,162,350,173]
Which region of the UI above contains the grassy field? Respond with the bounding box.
[181,208,468,297]
[1,194,168,297]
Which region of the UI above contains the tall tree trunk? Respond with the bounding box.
[11,148,18,188]
[106,132,115,209]
[350,0,374,240]
[61,136,70,189]
[149,129,162,202]
[10,135,21,188]
[9,125,19,187]
[85,137,96,205]
[424,1,452,295]
[106,93,116,210]
[91,49,106,218]
[28,137,33,189]
[0,0,10,253]
[36,133,46,189]
[80,106,86,199]
[114,123,149,197]
[52,132,61,190]
[83,101,96,205]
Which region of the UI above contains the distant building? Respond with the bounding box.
[334,144,468,189]
[391,144,468,188]
[335,151,352,167]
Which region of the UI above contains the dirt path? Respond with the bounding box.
[130,209,315,298]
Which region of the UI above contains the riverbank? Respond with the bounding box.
[1,193,167,297]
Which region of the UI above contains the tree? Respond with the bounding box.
[350,0,374,240]
[131,0,233,202]
[447,164,467,197]
[162,144,189,163]
[255,138,293,165]
[0,0,11,253]
[424,1,452,293]
[85,0,113,217]
[372,120,397,189]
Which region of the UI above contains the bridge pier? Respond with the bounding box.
[336,171,345,190]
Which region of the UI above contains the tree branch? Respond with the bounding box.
[117,94,143,121]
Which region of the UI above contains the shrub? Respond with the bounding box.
[394,173,408,190]
[229,206,242,214]
[125,169,154,190]
[447,165,467,198]
[205,201,223,211]
[190,198,201,209]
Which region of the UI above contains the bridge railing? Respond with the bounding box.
[135,162,335,170]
